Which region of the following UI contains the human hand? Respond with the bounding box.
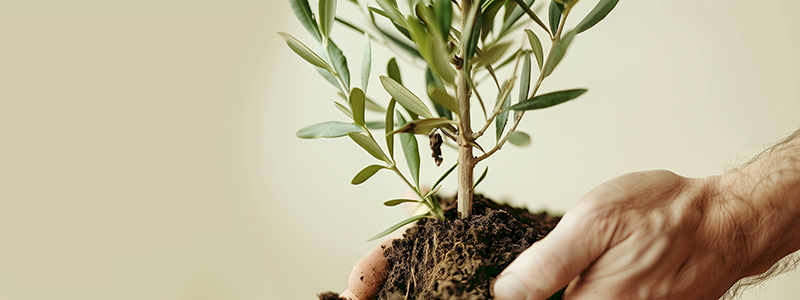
[492,170,759,300]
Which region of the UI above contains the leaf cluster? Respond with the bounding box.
[282,0,619,240]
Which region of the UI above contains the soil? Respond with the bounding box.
[318,194,565,300]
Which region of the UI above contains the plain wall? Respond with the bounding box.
[0,0,798,299]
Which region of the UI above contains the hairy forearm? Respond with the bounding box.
[718,129,800,276]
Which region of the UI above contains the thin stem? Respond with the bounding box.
[473,51,523,139]
[390,165,444,220]
[477,10,570,163]
[456,0,476,219]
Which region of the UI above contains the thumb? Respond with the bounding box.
[492,207,607,300]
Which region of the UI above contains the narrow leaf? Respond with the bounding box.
[548,1,563,35]
[502,0,535,34]
[296,121,362,139]
[519,51,532,103]
[387,58,402,84]
[348,132,391,163]
[289,0,322,41]
[542,30,576,77]
[473,166,488,188]
[496,92,511,142]
[328,40,350,90]
[316,67,343,92]
[385,99,396,159]
[365,97,384,112]
[509,88,588,111]
[391,117,456,135]
[362,33,372,91]
[380,76,434,119]
[367,213,429,241]
[429,88,459,115]
[278,32,334,74]
[426,68,453,119]
[319,0,337,41]
[351,164,385,185]
[507,131,531,146]
[433,0,452,40]
[525,29,544,70]
[432,163,457,189]
[383,199,420,206]
[349,87,366,126]
[396,113,421,186]
[475,42,512,67]
[508,0,549,37]
[365,122,385,129]
[423,31,456,84]
[575,0,619,33]
[462,3,482,66]
[375,0,407,27]
[334,101,353,119]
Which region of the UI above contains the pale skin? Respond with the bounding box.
[341,130,800,300]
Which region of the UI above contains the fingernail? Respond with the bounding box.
[492,273,528,300]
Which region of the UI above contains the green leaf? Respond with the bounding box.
[296,121,362,139]
[508,0,549,37]
[348,132,391,163]
[367,212,429,241]
[432,163,457,189]
[423,29,456,84]
[575,0,619,33]
[428,88,459,115]
[426,68,453,119]
[396,112,421,186]
[525,29,544,70]
[328,40,350,90]
[375,0,407,27]
[351,164,385,185]
[385,99,396,159]
[319,0,337,41]
[391,117,456,135]
[473,166,488,188]
[542,30,576,78]
[334,101,353,119]
[336,17,365,34]
[362,33,372,91]
[509,88,587,110]
[316,67,343,92]
[366,121,385,130]
[289,0,321,41]
[387,58,402,84]
[496,91,511,142]
[380,76,434,119]
[433,0,452,40]
[475,42,512,67]
[519,51,532,103]
[502,0,535,34]
[278,32,334,74]
[548,1,564,35]
[480,0,504,41]
[462,3,482,66]
[365,97,385,112]
[507,131,531,146]
[383,198,420,206]
[349,88,366,126]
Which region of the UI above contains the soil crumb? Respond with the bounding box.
[319,195,564,300]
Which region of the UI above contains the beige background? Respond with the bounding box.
[1,0,798,299]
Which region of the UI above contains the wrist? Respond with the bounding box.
[711,137,800,277]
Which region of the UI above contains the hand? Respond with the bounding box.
[492,170,757,300]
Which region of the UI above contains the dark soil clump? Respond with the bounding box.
[321,195,564,300]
